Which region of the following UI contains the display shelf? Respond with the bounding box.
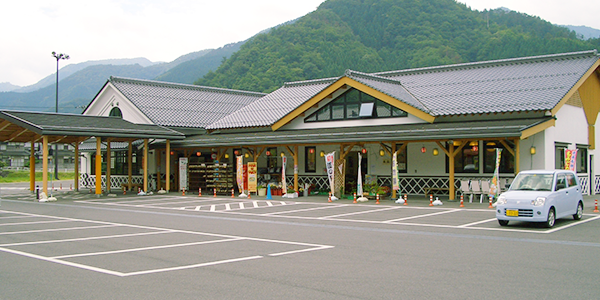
[188,163,234,194]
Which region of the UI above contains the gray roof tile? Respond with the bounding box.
[109,77,266,128]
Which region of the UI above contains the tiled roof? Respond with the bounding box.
[177,118,554,147]
[109,77,266,128]
[205,50,598,129]
[376,50,599,116]
[206,78,336,130]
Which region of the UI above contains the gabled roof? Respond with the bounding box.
[108,76,266,128]
[207,50,599,131]
[377,50,600,116]
[206,78,336,130]
[0,110,185,144]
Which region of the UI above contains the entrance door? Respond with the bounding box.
[345,151,368,193]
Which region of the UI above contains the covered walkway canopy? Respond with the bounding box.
[0,110,185,195]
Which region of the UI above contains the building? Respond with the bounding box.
[2,50,599,199]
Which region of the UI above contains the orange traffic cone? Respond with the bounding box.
[488,195,493,208]
[460,194,464,208]
[182,188,185,196]
[214,188,217,197]
[353,192,357,204]
[199,188,202,197]
[429,194,433,206]
[403,194,408,206]
[594,199,599,213]
[328,192,332,203]
[248,191,251,199]
[376,194,380,205]
[231,189,235,198]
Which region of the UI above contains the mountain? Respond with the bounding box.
[14,57,161,93]
[0,44,240,113]
[155,42,243,84]
[0,82,20,92]
[197,0,599,93]
[562,25,600,40]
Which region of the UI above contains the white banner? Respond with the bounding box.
[392,150,399,191]
[236,155,244,193]
[489,148,502,197]
[357,153,363,196]
[325,152,335,196]
[179,157,188,191]
[282,155,287,194]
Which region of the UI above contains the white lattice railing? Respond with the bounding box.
[285,175,516,196]
[80,174,152,191]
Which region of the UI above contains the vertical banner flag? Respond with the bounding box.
[248,162,257,193]
[392,150,400,191]
[179,157,188,192]
[325,152,335,196]
[236,156,244,193]
[357,153,363,196]
[489,148,503,197]
[565,149,578,171]
[282,154,287,194]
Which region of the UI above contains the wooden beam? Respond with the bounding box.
[95,137,102,195]
[499,140,515,157]
[166,140,171,192]
[128,140,133,191]
[106,140,111,193]
[74,142,79,192]
[7,128,29,142]
[30,140,35,192]
[143,139,148,192]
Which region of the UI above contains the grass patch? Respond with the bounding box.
[0,170,75,183]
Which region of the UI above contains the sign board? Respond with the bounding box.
[248,162,257,192]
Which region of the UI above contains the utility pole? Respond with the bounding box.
[52,51,69,180]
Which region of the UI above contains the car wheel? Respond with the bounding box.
[545,207,555,228]
[573,201,583,220]
[498,219,509,226]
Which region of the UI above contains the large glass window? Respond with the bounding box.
[576,145,588,173]
[483,140,515,173]
[447,141,479,173]
[305,88,408,122]
[305,146,316,173]
[555,143,567,169]
[394,144,408,173]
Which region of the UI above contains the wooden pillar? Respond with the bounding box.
[95,137,102,195]
[515,138,520,174]
[143,139,148,192]
[156,148,162,191]
[74,141,79,192]
[30,140,35,192]
[166,140,171,192]
[449,142,455,200]
[106,140,111,193]
[42,136,48,196]
[128,141,133,191]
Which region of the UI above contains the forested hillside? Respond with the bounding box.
[197,0,600,93]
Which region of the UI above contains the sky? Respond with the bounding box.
[1,0,598,87]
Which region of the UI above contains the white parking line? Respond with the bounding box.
[458,218,498,228]
[0,230,174,247]
[51,237,243,259]
[0,219,74,226]
[383,209,462,223]
[319,206,400,219]
[0,224,119,235]
[263,204,348,216]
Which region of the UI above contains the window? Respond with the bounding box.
[447,141,479,173]
[305,146,316,173]
[267,147,278,173]
[576,145,588,173]
[394,144,408,173]
[305,88,408,122]
[109,107,122,118]
[555,143,567,169]
[483,141,515,173]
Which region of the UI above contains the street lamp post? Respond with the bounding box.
[52,51,69,180]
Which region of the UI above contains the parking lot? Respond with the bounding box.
[1,187,600,299]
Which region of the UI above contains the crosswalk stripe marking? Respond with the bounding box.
[194,206,201,211]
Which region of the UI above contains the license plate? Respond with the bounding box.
[506,209,519,217]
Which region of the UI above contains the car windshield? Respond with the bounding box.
[510,174,554,191]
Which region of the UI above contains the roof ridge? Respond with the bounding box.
[375,50,599,77]
[283,77,338,87]
[109,76,266,97]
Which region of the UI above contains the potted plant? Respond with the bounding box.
[258,185,267,196]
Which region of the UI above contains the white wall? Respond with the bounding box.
[83,84,153,125]
[544,104,589,170]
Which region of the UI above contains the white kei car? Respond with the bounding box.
[495,169,584,228]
